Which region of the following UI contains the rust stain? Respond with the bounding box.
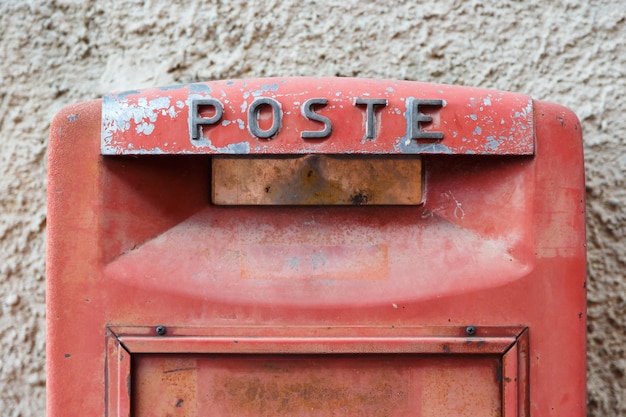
[195,354,416,417]
[212,155,423,205]
[132,353,506,417]
[214,372,408,417]
[495,363,503,384]
[133,355,198,417]
[422,356,501,417]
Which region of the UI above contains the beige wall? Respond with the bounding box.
[1,0,624,415]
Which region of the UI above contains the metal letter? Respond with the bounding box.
[355,98,388,140]
[408,98,444,140]
[301,98,332,139]
[248,97,282,139]
[190,98,224,140]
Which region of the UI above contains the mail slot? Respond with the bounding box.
[47,78,586,416]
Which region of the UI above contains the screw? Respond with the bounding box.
[465,326,477,336]
[155,325,167,336]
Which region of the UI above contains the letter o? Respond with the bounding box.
[248,97,282,139]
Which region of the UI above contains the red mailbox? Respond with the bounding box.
[47,78,586,416]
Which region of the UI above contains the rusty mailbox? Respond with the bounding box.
[47,78,586,416]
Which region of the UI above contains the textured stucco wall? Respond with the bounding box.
[0,0,624,415]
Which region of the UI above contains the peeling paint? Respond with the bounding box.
[403,142,453,154]
[167,106,179,119]
[192,136,251,154]
[102,78,534,155]
[485,136,499,151]
[262,83,279,91]
[114,89,140,98]
[189,84,212,93]
[103,94,172,144]
[136,122,155,135]
[159,84,188,92]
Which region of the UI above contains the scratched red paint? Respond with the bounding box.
[133,354,501,417]
[101,78,534,156]
[47,79,586,417]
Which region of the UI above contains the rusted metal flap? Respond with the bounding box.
[212,155,423,205]
[133,354,502,417]
[101,77,534,155]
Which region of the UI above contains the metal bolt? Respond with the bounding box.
[465,326,477,336]
[155,325,167,336]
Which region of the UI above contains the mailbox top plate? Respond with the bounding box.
[101,77,534,156]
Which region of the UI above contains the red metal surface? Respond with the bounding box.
[101,78,534,156]
[110,325,523,355]
[47,78,585,417]
[108,326,526,417]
